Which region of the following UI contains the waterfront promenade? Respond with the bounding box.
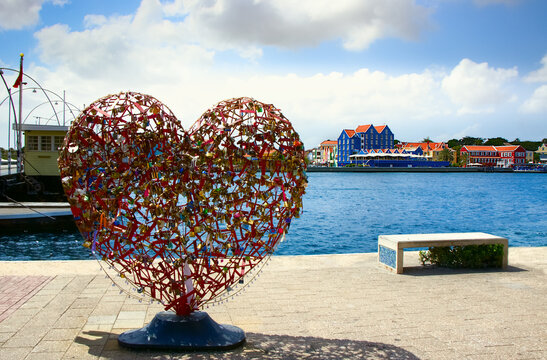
[0,248,545,359]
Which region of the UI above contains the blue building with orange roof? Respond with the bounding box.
[337,124,394,166]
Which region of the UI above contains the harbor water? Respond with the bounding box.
[1,172,545,260]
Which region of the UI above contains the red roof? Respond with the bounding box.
[462,145,496,151]
[462,145,523,152]
[494,145,520,151]
[402,142,429,151]
[374,125,387,133]
[355,125,372,133]
[401,142,447,152]
[320,140,337,146]
[430,142,447,150]
[344,129,356,137]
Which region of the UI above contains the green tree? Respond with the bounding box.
[484,137,508,146]
[453,150,467,167]
[461,136,484,145]
[422,137,432,143]
[447,139,461,148]
[438,148,454,162]
[517,141,541,151]
[0,148,17,160]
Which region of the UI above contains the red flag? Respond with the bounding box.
[13,54,23,88]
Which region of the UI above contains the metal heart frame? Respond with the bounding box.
[59,92,307,316]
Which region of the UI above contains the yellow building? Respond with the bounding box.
[20,124,68,176]
[537,143,547,163]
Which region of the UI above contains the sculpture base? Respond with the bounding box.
[117,311,245,351]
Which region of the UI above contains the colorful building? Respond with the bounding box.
[347,148,449,167]
[460,145,527,168]
[319,140,337,166]
[537,143,547,163]
[396,142,448,160]
[307,148,322,165]
[337,125,394,166]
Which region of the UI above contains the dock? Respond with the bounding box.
[0,202,74,230]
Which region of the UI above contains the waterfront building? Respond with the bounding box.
[396,146,424,156]
[537,143,547,163]
[460,145,526,167]
[347,147,449,168]
[319,140,337,166]
[396,142,448,160]
[307,148,323,165]
[526,151,534,163]
[337,125,394,166]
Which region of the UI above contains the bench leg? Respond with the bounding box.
[378,245,397,272]
[502,243,508,269]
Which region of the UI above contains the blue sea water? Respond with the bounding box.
[276,172,547,255]
[0,172,545,260]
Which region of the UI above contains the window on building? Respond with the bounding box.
[54,136,64,151]
[27,135,39,151]
[40,136,52,151]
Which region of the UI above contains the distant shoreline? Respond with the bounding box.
[307,166,518,173]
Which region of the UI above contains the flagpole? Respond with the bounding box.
[17,53,23,174]
[7,88,12,175]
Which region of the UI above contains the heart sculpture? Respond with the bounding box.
[58,92,307,316]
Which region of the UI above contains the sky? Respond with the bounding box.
[0,0,546,150]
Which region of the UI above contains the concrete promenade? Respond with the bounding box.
[0,248,545,359]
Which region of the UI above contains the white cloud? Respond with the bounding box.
[163,0,432,53]
[441,59,518,114]
[34,0,215,84]
[0,0,43,30]
[525,54,547,83]
[25,54,451,149]
[231,69,452,146]
[520,85,547,113]
[0,0,68,31]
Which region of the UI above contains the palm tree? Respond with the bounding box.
[438,148,454,162]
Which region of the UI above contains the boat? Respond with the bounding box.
[513,164,547,173]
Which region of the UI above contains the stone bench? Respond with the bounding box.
[378,232,508,274]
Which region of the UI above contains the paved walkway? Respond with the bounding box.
[0,276,51,322]
[0,248,545,359]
